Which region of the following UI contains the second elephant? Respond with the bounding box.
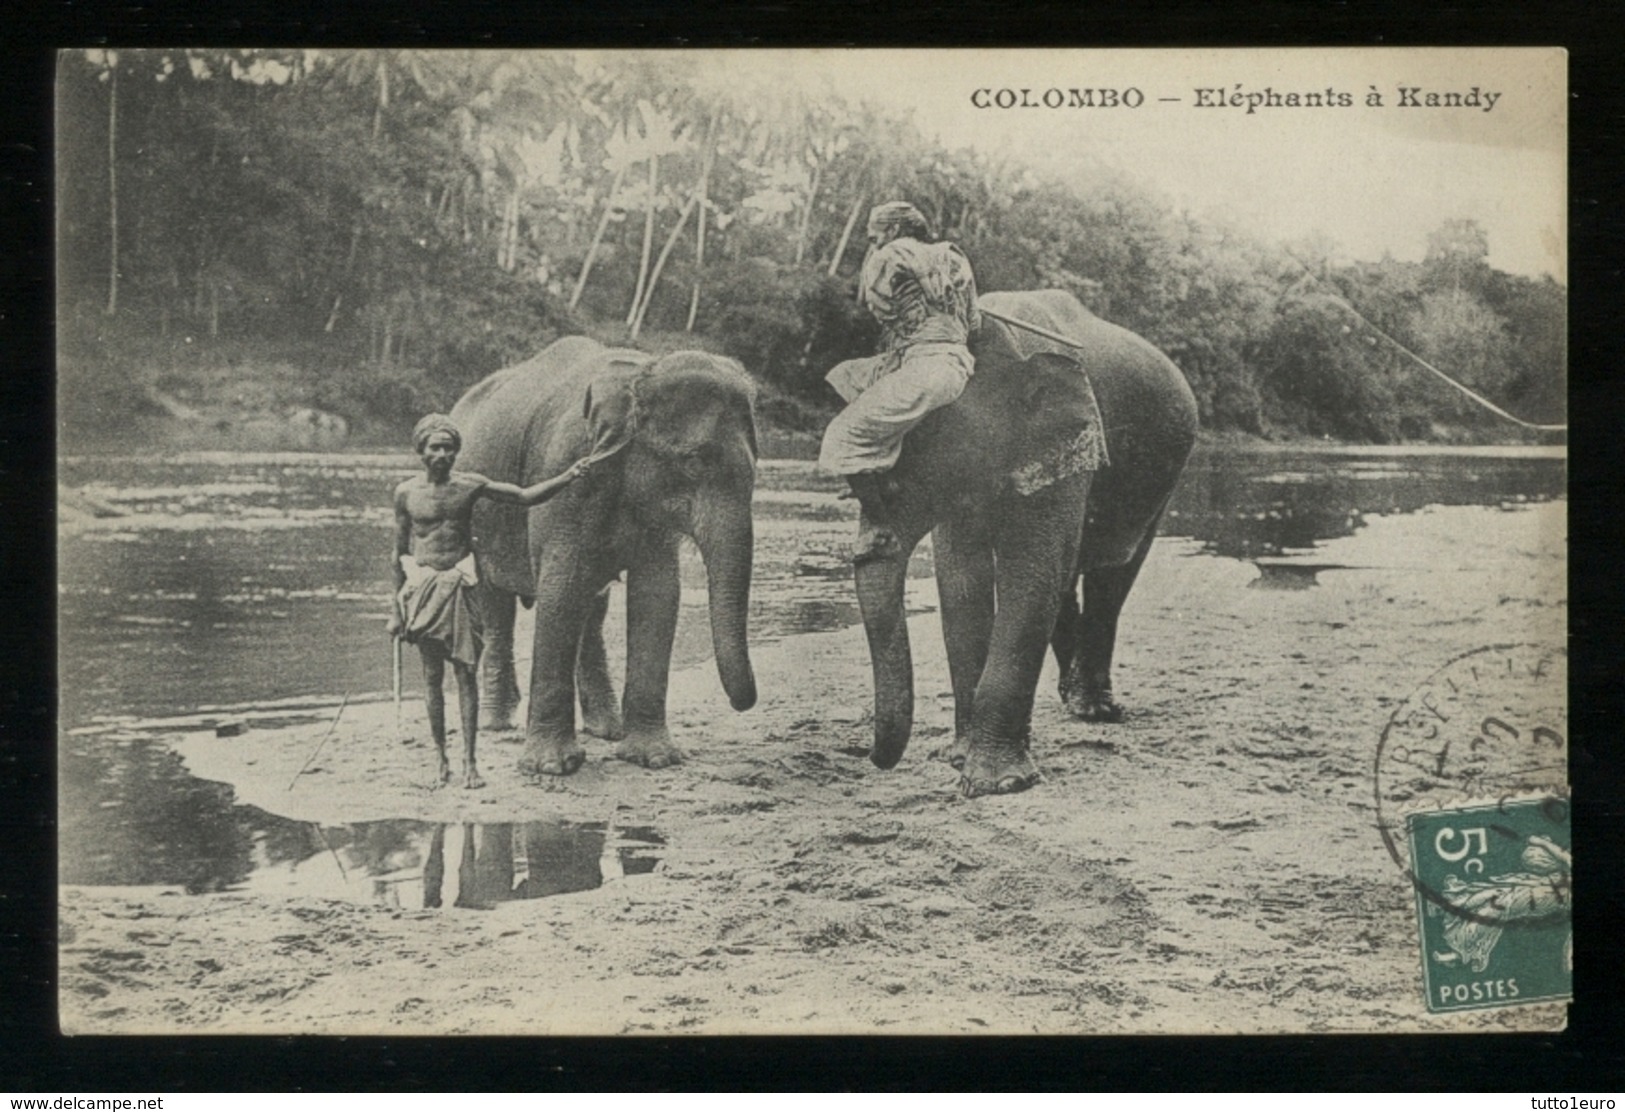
[849,289,1199,796]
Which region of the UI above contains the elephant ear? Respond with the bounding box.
[1007,352,1111,496]
[720,354,761,460]
[581,355,650,461]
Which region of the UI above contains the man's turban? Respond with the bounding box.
[867,201,932,241]
[412,412,462,454]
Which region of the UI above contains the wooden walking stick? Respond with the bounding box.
[393,633,405,740]
[287,693,350,791]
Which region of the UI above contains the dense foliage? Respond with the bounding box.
[57,49,1565,445]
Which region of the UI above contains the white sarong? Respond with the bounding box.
[818,343,974,475]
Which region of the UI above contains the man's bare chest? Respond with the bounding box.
[406,482,476,528]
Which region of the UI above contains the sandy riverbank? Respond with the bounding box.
[59,500,1567,1035]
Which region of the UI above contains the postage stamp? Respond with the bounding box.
[1373,642,1570,1013]
[1407,797,1571,1013]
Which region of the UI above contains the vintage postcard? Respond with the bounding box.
[57,47,1567,1034]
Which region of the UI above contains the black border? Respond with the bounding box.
[7,0,1623,1092]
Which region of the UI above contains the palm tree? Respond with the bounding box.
[567,52,693,314]
[822,105,924,277]
[790,103,854,267]
[569,131,630,311]
[629,193,697,340]
[100,50,120,316]
[686,111,719,331]
[323,49,457,143]
[623,99,686,327]
[827,194,866,278]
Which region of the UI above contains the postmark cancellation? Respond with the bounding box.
[1374,643,1570,1014]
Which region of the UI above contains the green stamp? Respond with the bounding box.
[1407,797,1571,1013]
[1373,643,1569,1015]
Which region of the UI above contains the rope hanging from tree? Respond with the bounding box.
[1287,259,1567,434]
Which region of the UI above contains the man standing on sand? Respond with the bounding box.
[391,413,592,789]
[820,201,981,562]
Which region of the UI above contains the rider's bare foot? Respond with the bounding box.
[852,524,901,565]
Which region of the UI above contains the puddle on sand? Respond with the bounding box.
[60,735,664,910]
[246,818,664,911]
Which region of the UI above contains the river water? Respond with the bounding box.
[57,444,1565,902]
[57,444,1565,729]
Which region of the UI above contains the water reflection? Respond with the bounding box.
[60,735,255,893]
[58,446,1565,899]
[300,818,663,911]
[1165,448,1565,558]
[60,735,662,908]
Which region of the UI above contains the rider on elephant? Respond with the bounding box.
[820,201,981,563]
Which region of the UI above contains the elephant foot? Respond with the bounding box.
[1061,667,1125,722]
[615,730,684,770]
[519,736,586,777]
[928,733,971,769]
[1065,688,1125,723]
[481,700,520,733]
[959,743,1041,797]
[581,704,626,742]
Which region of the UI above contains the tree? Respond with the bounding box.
[686,112,719,330]
[569,124,631,310]
[819,105,925,278]
[54,47,1564,448]
[566,53,696,315]
[95,50,120,316]
[624,100,686,327]
[629,193,697,340]
[1259,293,1408,441]
[323,49,459,144]
[1424,217,1491,293]
[1407,288,1514,423]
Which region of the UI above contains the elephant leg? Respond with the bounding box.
[931,516,994,769]
[961,477,1090,798]
[576,587,625,740]
[477,586,522,732]
[1063,517,1160,723]
[1050,570,1082,699]
[474,823,514,906]
[519,557,595,777]
[616,539,683,769]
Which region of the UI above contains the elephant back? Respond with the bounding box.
[974,289,1111,368]
[974,289,1195,439]
[451,336,610,596]
[975,289,1197,555]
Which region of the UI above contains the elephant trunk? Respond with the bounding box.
[693,501,757,712]
[854,553,913,769]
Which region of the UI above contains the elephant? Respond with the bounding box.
[449,336,759,776]
[849,289,1198,797]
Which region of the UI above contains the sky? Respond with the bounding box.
[724,48,1567,281]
